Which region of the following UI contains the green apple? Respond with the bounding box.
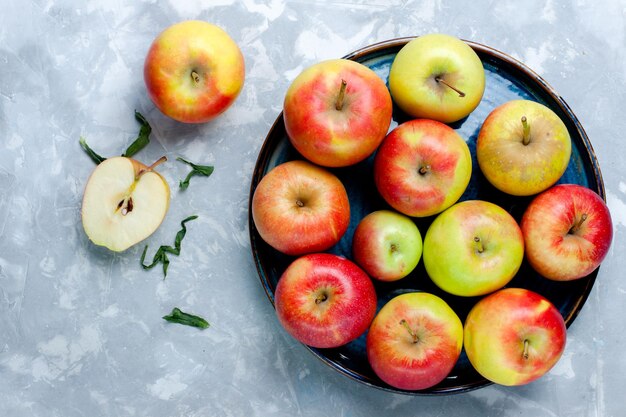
[351,210,422,282]
[423,200,524,297]
[389,33,485,123]
[477,99,572,196]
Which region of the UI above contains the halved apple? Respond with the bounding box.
[81,156,170,252]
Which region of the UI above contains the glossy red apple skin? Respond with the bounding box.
[521,183,613,281]
[251,160,350,256]
[274,253,377,348]
[374,119,472,217]
[463,288,567,386]
[283,59,393,167]
[366,292,463,390]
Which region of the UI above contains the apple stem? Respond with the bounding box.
[191,70,201,84]
[399,319,419,344]
[522,339,530,360]
[474,236,484,254]
[296,199,305,208]
[521,116,531,146]
[418,165,431,175]
[136,156,168,179]
[569,213,588,234]
[435,77,465,98]
[315,293,328,305]
[335,79,348,111]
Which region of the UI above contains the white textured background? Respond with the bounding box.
[1,1,625,416]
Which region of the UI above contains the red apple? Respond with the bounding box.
[374,119,472,217]
[144,20,245,123]
[275,253,377,348]
[366,292,463,390]
[463,288,567,386]
[283,59,393,167]
[251,160,350,256]
[521,183,613,281]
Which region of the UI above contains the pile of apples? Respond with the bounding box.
[251,34,613,390]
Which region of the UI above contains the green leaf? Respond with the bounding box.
[176,157,214,190]
[140,215,198,278]
[163,307,209,329]
[79,136,106,164]
[122,111,152,157]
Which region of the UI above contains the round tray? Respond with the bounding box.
[248,37,604,394]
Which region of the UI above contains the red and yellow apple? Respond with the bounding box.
[352,210,422,282]
[423,200,524,297]
[251,160,350,256]
[521,183,613,281]
[477,99,572,196]
[144,20,245,123]
[82,156,170,252]
[366,292,463,391]
[283,59,393,167]
[463,288,567,386]
[389,34,485,123]
[274,253,377,348]
[374,119,472,217]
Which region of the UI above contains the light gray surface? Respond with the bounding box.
[1,1,625,416]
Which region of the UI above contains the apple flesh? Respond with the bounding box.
[82,156,170,252]
[477,99,572,196]
[374,119,472,217]
[251,160,350,256]
[521,184,613,281]
[423,200,524,297]
[283,59,393,167]
[352,210,422,282]
[389,33,485,123]
[144,20,245,123]
[463,288,567,386]
[366,292,463,391]
[274,253,377,348]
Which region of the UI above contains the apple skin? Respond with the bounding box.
[521,184,613,281]
[423,200,524,297]
[352,210,422,282]
[283,59,393,167]
[477,99,572,196]
[374,119,472,217]
[389,34,485,123]
[463,288,567,386]
[144,20,245,123]
[366,292,463,391]
[251,160,350,256]
[81,156,170,252]
[274,253,377,348]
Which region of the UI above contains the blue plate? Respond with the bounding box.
[248,38,605,394]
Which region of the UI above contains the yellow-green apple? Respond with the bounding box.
[82,156,170,252]
[463,287,567,386]
[144,20,245,123]
[374,119,472,217]
[389,34,485,123]
[352,210,422,282]
[521,184,613,281]
[423,200,524,297]
[366,292,463,391]
[283,59,393,167]
[477,99,572,196]
[251,160,350,256]
[274,253,377,348]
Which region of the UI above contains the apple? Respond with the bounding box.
[283,59,393,167]
[366,292,463,391]
[423,200,524,297]
[144,20,245,123]
[388,34,485,123]
[251,160,350,256]
[477,99,572,196]
[352,210,422,282]
[274,253,377,348]
[374,119,472,218]
[521,184,613,281]
[463,288,567,386]
[82,156,170,252]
